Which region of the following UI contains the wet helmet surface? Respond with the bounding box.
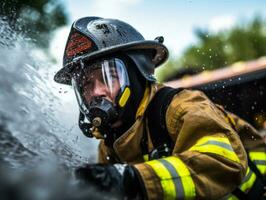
[54,16,169,85]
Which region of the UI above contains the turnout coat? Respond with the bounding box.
[98,83,266,200]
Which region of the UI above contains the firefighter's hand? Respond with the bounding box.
[75,164,143,199]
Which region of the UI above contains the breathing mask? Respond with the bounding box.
[71,58,131,139]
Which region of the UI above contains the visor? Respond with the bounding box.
[71,58,130,115]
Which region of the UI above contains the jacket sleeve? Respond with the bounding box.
[134,89,248,200]
[223,109,266,151]
[224,110,266,178]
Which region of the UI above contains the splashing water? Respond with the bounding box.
[0,17,99,167]
[0,18,108,200]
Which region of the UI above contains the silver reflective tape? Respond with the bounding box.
[253,160,266,165]
[199,140,234,152]
[160,159,185,200]
[242,168,252,183]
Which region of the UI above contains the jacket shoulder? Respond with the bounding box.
[165,89,219,135]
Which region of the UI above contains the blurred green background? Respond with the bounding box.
[0,0,68,48]
[157,16,266,82]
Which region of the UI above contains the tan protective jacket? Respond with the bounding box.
[98,84,266,200]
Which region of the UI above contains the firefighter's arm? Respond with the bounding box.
[134,90,248,200]
[225,110,266,177]
[223,109,266,149]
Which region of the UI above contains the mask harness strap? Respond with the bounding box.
[146,86,183,160]
[78,112,93,138]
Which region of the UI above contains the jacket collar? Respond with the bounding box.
[112,83,161,163]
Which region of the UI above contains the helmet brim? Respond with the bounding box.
[54,40,168,85]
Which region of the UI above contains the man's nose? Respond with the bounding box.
[91,80,108,97]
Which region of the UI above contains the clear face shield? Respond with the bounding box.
[71,58,130,138]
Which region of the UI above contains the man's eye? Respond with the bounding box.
[111,73,118,79]
[83,79,93,87]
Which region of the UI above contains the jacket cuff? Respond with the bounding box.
[134,163,163,200]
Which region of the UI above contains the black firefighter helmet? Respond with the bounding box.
[54,16,169,85]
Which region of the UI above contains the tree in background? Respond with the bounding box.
[158,16,266,82]
[0,0,68,49]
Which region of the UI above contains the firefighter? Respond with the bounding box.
[54,17,265,199]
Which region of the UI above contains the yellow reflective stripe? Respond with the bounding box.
[164,157,196,200]
[223,168,256,200]
[143,154,149,162]
[256,164,266,175]
[146,160,176,200]
[146,156,195,200]
[189,136,240,163]
[226,168,257,199]
[227,195,238,200]
[249,151,266,175]
[224,168,257,200]
[239,167,256,192]
[249,151,266,161]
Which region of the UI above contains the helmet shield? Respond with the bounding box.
[71,58,130,116]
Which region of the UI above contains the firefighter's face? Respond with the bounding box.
[82,67,120,104]
[72,58,130,120]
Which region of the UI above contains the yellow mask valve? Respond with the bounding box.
[118,87,131,107]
